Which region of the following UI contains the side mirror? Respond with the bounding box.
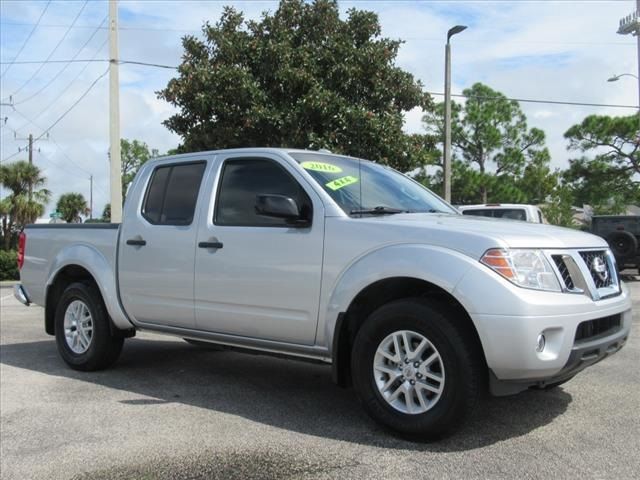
[255,194,310,226]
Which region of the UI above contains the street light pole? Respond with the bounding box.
[616,0,640,138]
[443,25,467,203]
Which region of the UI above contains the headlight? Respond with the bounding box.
[480,248,561,292]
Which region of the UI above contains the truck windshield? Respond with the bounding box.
[289,152,456,216]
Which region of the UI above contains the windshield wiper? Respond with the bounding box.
[350,206,407,215]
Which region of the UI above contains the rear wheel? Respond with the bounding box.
[351,298,483,439]
[55,282,123,371]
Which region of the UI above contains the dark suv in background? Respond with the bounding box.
[590,215,640,273]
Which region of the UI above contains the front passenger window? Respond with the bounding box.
[215,158,312,227]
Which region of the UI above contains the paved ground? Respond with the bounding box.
[1,280,639,480]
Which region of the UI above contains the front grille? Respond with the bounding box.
[552,255,575,290]
[575,315,621,342]
[579,251,614,288]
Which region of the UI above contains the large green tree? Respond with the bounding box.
[423,83,553,203]
[158,0,431,172]
[563,114,639,213]
[0,161,51,250]
[121,138,157,201]
[56,193,89,223]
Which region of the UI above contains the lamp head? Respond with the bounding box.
[447,25,468,42]
[607,75,620,82]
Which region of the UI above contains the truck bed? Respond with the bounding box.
[20,223,121,308]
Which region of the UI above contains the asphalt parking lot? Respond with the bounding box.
[1,280,639,480]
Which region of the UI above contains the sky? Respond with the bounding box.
[0,0,638,217]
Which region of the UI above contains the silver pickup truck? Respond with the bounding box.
[14,148,632,438]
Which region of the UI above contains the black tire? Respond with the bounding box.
[183,338,224,350]
[351,298,484,439]
[607,231,638,259]
[55,282,124,371]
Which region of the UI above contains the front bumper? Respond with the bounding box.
[489,319,630,395]
[454,258,633,390]
[13,284,31,306]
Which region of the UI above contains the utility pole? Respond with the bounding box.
[443,25,467,203]
[616,0,640,136]
[28,134,33,200]
[109,0,122,222]
[89,175,93,219]
[15,132,47,201]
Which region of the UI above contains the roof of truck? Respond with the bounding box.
[147,148,343,164]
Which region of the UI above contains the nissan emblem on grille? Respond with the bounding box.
[591,256,609,283]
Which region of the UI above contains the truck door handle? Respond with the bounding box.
[198,241,223,249]
[126,238,147,246]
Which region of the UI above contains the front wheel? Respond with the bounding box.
[351,298,483,439]
[55,282,124,371]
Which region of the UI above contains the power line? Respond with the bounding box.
[1,149,22,163]
[0,21,201,34]
[37,145,93,180]
[32,68,109,143]
[11,38,109,133]
[4,1,89,101]
[2,67,109,161]
[427,91,639,109]
[0,59,107,65]
[0,1,52,80]
[6,106,99,179]
[0,59,178,70]
[119,60,178,70]
[14,16,108,106]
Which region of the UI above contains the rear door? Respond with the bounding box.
[193,153,325,344]
[118,158,208,328]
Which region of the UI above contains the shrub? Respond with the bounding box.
[0,250,19,281]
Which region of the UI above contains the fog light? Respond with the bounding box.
[536,334,546,352]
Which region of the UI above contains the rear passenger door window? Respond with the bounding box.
[142,162,206,225]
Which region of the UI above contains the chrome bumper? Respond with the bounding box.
[13,284,30,306]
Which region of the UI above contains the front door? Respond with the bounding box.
[118,159,208,328]
[194,153,324,344]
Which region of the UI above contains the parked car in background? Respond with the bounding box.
[458,204,544,223]
[590,215,640,273]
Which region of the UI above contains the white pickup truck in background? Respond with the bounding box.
[14,148,632,438]
[458,203,545,223]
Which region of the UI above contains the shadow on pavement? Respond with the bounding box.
[0,337,571,452]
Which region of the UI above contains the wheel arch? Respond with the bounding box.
[45,244,133,334]
[331,276,487,388]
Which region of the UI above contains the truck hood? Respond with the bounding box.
[355,213,607,259]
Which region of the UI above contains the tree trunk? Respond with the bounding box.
[479,158,488,203]
[3,219,12,251]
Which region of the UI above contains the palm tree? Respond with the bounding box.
[56,193,89,223]
[0,161,51,250]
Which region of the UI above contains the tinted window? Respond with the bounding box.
[142,166,170,224]
[462,209,493,217]
[215,158,311,227]
[493,209,526,221]
[461,208,527,221]
[142,162,206,225]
